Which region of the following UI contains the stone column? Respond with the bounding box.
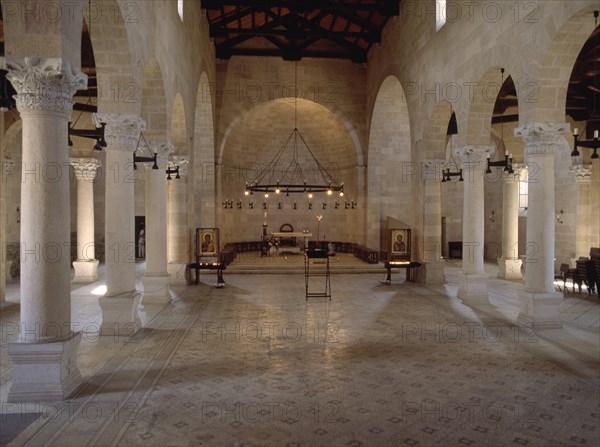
[141,141,172,304]
[497,169,523,279]
[167,156,190,284]
[93,112,145,336]
[515,122,568,328]
[70,158,101,282]
[454,145,494,305]
[421,159,445,284]
[5,58,87,401]
[570,164,593,259]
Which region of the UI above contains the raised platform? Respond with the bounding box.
[225,251,391,274]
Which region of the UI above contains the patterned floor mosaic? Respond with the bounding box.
[1,261,598,446]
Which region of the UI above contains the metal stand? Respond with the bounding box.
[304,249,331,300]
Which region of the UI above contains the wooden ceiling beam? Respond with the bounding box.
[203,0,398,15]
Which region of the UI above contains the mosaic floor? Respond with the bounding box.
[0,260,598,447]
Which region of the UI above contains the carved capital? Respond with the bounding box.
[514,122,569,156]
[5,58,87,115]
[570,164,592,184]
[93,113,145,151]
[453,145,494,168]
[70,158,101,182]
[421,159,445,182]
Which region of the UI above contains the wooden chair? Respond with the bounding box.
[589,247,600,296]
[555,263,576,294]
[575,258,596,295]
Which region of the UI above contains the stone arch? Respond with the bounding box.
[366,75,412,250]
[219,98,359,243]
[193,71,216,229]
[523,4,598,123]
[217,103,364,169]
[141,57,167,139]
[171,93,187,153]
[167,92,188,264]
[87,0,140,114]
[465,66,505,146]
[425,100,454,160]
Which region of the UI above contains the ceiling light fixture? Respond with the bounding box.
[244,60,344,197]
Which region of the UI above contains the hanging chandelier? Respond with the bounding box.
[244,61,344,199]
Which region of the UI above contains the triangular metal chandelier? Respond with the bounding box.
[244,61,344,198]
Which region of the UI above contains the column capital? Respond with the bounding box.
[93,113,145,151]
[69,158,101,181]
[515,122,569,155]
[421,159,445,182]
[453,145,494,167]
[570,163,592,183]
[5,57,87,115]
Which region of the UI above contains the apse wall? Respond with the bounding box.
[219,99,360,244]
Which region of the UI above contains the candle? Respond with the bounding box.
[594,130,599,139]
[504,149,508,156]
[574,128,579,136]
[509,153,513,159]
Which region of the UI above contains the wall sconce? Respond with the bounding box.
[344,200,357,209]
[68,120,107,151]
[222,199,233,209]
[308,202,313,210]
[133,132,158,170]
[334,201,339,209]
[572,127,600,160]
[237,200,242,209]
[489,210,495,222]
[263,202,267,210]
[249,201,254,209]
[277,202,282,209]
[16,206,20,223]
[322,202,327,210]
[556,209,564,224]
[166,166,180,180]
[293,201,297,210]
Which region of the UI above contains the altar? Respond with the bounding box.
[271,231,312,253]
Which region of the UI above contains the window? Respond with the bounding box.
[519,167,528,216]
[178,0,184,21]
[436,0,446,31]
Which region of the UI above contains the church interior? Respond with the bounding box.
[0,1,599,445]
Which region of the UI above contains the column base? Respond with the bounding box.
[497,257,523,280]
[457,272,489,305]
[419,261,445,285]
[167,263,188,285]
[517,290,563,329]
[99,292,142,336]
[72,259,99,283]
[8,332,82,402]
[141,274,172,305]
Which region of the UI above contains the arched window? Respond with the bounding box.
[519,167,528,216]
[436,0,446,31]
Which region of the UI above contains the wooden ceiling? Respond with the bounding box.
[0,5,598,125]
[203,0,399,62]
